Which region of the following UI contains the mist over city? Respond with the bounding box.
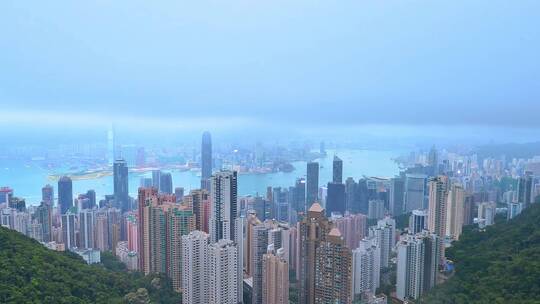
[1,1,540,304]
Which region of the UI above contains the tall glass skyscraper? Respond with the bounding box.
[201,131,212,191]
[306,162,319,207]
[58,176,73,214]
[113,159,129,212]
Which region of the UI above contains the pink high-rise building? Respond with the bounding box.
[332,213,368,250]
[126,213,138,252]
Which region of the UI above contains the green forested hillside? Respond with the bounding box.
[0,226,181,304]
[421,203,540,304]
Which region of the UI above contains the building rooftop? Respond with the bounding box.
[308,202,324,213]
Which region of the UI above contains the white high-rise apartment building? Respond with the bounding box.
[396,232,439,301]
[182,231,209,304]
[208,239,238,304]
[352,237,381,297]
[368,216,395,268]
[182,231,239,304]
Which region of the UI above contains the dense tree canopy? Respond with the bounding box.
[421,203,540,304]
[0,227,181,304]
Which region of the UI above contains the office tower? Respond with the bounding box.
[35,201,52,242]
[175,187,184,203]
[210,171,238,243]
[404,174,426,212]
[293,178,306,213]
[184,189,211,233]
[86,190,96,209]
[396,232,439,301]
[314,227,353,304]
[389,177,405,216]
[355,178,369,214]
[463,194,474,226]
[352,238,381,298]
[326,182,346,217]
[446,183,465,240]
[369,217,396,269]
[298,203,333,304]
[95,213,109,251]
[428,176,449,267]
[58,176,73,214]
[79,209,95,249]
[0,187,13,205]
[42,184,54,205]
[428,146,438,175]
[159,172,173,194]
[166,205,195,291]
[113,159,129,212]
[478,202,496,228]
[409,210,427,234]
[333,155,343,184]
[368,200,385,220]
[182,231,210,304]
[126,213,138,252]
[8,197,26,212]
[289,226,298,273]
[140,177,153,188]
[61,211,77,249]
[345,177,356,213]
[252,224,270,304]
[263,247,289,304]
[318,186,328,208]
[201,131,212,191]
[332,213,368,250]
[152,170,161,190]
[517,172,534,207]
[208,239,239,304]
[306,162,319,207]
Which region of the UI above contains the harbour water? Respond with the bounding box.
[0,149,401,205]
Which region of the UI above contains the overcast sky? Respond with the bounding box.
[1,0,539,143]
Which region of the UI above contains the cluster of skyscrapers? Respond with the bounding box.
[2,140,540,303]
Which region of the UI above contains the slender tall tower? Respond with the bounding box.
[252,224,270,304]
[58,176,73,214]
[113,159,129,212]
[41,184,54,206]
[306,162,319,207]
[263,247,289,304]
[446,183,465,240]
[210,171,238,243]
[201,131,212,191]
[298,203,332,304]
[332,155,343,184]
[428,176,449,267]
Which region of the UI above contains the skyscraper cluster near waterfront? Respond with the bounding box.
[2,135,540,304]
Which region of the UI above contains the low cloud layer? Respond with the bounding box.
[1,0,539,129]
